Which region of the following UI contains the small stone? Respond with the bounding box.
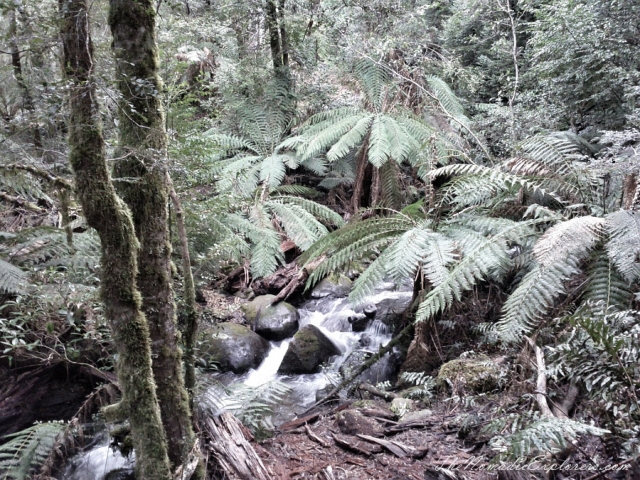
[400,409,433,423]
[390,398,415,418]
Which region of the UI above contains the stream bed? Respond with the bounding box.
[59,282,412,479]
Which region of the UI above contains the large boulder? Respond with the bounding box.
[240,294,299,341]
[311,274,353,298]
[278,325,341,374]
[437,354,505,393]
[373,291,413,325]
[199,323,270,373]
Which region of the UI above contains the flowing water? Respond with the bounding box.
[58,282,412,480]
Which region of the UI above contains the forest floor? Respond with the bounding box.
[254,398,502,480]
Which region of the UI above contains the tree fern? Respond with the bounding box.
[0,422,67,480]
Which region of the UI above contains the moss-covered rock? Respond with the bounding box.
[240,294,299,341]
[277,325,341,374]
[437,354,504,393]
[311,274,352,298]
[199,323,270,374]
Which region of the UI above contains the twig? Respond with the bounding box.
[524,336,553,417]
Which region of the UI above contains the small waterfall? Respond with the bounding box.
[59,433,134,480]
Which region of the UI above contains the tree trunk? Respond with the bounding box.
[8,9,42,150]
[166,174,199,401]
[265,0,283,71]
[352,136,370,212]
[108,0,196,468]
[59,1,171,479]
[278,0,289,68]
[623,173,639,211]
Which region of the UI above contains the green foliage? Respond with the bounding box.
[0,421,67,480]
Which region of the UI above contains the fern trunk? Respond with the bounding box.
[108,0,196,468]
[59,1,171,479]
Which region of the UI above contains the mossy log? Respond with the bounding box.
[60,0,171,478]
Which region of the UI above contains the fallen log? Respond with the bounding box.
[358,382,398,401]
[201,412,270,480]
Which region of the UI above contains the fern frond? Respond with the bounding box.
[0,258,27,294]
[368,115,392,167]
[583,251,634,311]
[606,210,640,283]
[496,261,580,342]
[426,76,469,126]
[326,115,373,162]
[269,196,344,227]
[0,421,67,480]
[490,416,608,460]
[354,58,389,110]
[533,216,605,266]
[520,134,583,177]
[300,114,368,161]
[415,219,543,323]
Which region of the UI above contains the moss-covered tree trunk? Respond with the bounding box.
[59,1,171,479]
[108,0,195,468]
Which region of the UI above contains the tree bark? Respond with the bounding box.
[59,1,171,479]
[108,0,196,468]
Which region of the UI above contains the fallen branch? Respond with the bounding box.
[305,424,330,447]
[331,433,381,456]
[524,336,553,418]
[356,434,409,458]
[358,382,398,401]
[0,191,44,212]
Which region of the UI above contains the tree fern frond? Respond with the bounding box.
[326,115,373,162]
[416,219,544,323]
[368,115,392,167]
[490,416,608,460]
[379,161,403,210]
[354,58,389,110]
[204,131,261,155]
[426,76,469,125]
[584,252,633,311]
[0,421,67,480]
[270,185,321,198]
[259,155,287,187]
[520,134,583,176]
[606,210,640,283]
[533,216,605,267]
[267,202,327,251]
[270,196,344,227]
[0,258,27,294]
[496,261,580,343]
[300,114,368,161]
[299,156,328,176]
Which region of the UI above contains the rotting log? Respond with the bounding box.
[201,412,271,480]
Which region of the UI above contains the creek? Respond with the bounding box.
[58,282,412,479]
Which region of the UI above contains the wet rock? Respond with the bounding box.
[311,274,352,298]
[199,323,270,374]
[278,325,341,374]
[336,409,384,437]
[373,291,413,325]
[241,294,299,341]
[104,469,135,480]
[348,313,369,332]
[437,353,505,393]
[339,349,402,386]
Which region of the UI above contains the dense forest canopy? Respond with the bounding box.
[0,0,639,479]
